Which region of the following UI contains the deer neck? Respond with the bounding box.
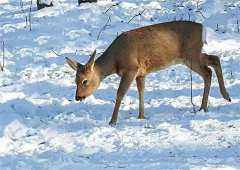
[95,52,116,81]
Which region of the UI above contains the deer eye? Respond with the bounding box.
[82,79,88,86]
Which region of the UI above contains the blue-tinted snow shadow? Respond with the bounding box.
[0,142,240,170]
[0,71,239,131]
[1,78,238,129]
[1,71,239,170]
[96,81,240,123]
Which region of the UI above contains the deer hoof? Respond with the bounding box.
[138,115,145,119]
[223,93,231,102]
[109,120,117,126]
[199,107,208,112]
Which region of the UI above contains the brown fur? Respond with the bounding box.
[66,21,231,125]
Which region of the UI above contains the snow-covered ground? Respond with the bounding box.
[0,0,240,169]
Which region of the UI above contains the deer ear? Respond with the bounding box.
[65,57,83,71]
[87,49,96,69]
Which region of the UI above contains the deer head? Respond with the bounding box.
[66,50,100,101]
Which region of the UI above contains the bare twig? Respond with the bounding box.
[25,16,28,28]
[190,56,196,113]
[127,9,146,23]
[97,15,111,40]
[19,0,28,28]
[190,70,196,112]
[75,49,104,56]
[215,24,219,32]
[104,3,119,14]
[195,0,206,19]
[52,49,104,58]
[51,49,61,56]
[237,19,239,33]
[196,9,206,19]
[0,41,5,71]
[29,0,33,31]
[188,12,191,21]
[20,0,24,12]
[196,0,200,9]
[20,0,23,7]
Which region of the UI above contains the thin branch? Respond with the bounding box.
[188,12,191,21]
[97,15,111,40]
[196,0,201,9]
[75,49,104,56]
[237,18,239,33]
[20,0,24,13]
[190,70,196,112]
[29,0,33,31]
[104,3,119,14]
[51,49,61,56]
[190,56,196,113]
[215,24,219,32]
[51,49,104,58]
[1,41,5,71]
[127,9,146,23]
[25,16,28,28]
[196,9,206,19]
[195,0,206,19]
[19,0,28,28]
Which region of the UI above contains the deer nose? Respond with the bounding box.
[75,95,86,101]
[75,95,81,101]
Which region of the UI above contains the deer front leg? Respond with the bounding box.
[136,76,145,119]
[109,71,137,125]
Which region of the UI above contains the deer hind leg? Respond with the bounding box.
[203,53,231,102]
[109,71,137,126]
[199,66,212,112]
[136,76,145,119]
[187,60,212,112]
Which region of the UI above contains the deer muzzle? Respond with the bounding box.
[75,95,86,101]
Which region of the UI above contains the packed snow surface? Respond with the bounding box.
[0,0,240,169]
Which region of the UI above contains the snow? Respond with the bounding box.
[0,0,240,169]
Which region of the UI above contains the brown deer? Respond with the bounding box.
[66,21,231,125]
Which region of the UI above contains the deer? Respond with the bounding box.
[66,21,231,125]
